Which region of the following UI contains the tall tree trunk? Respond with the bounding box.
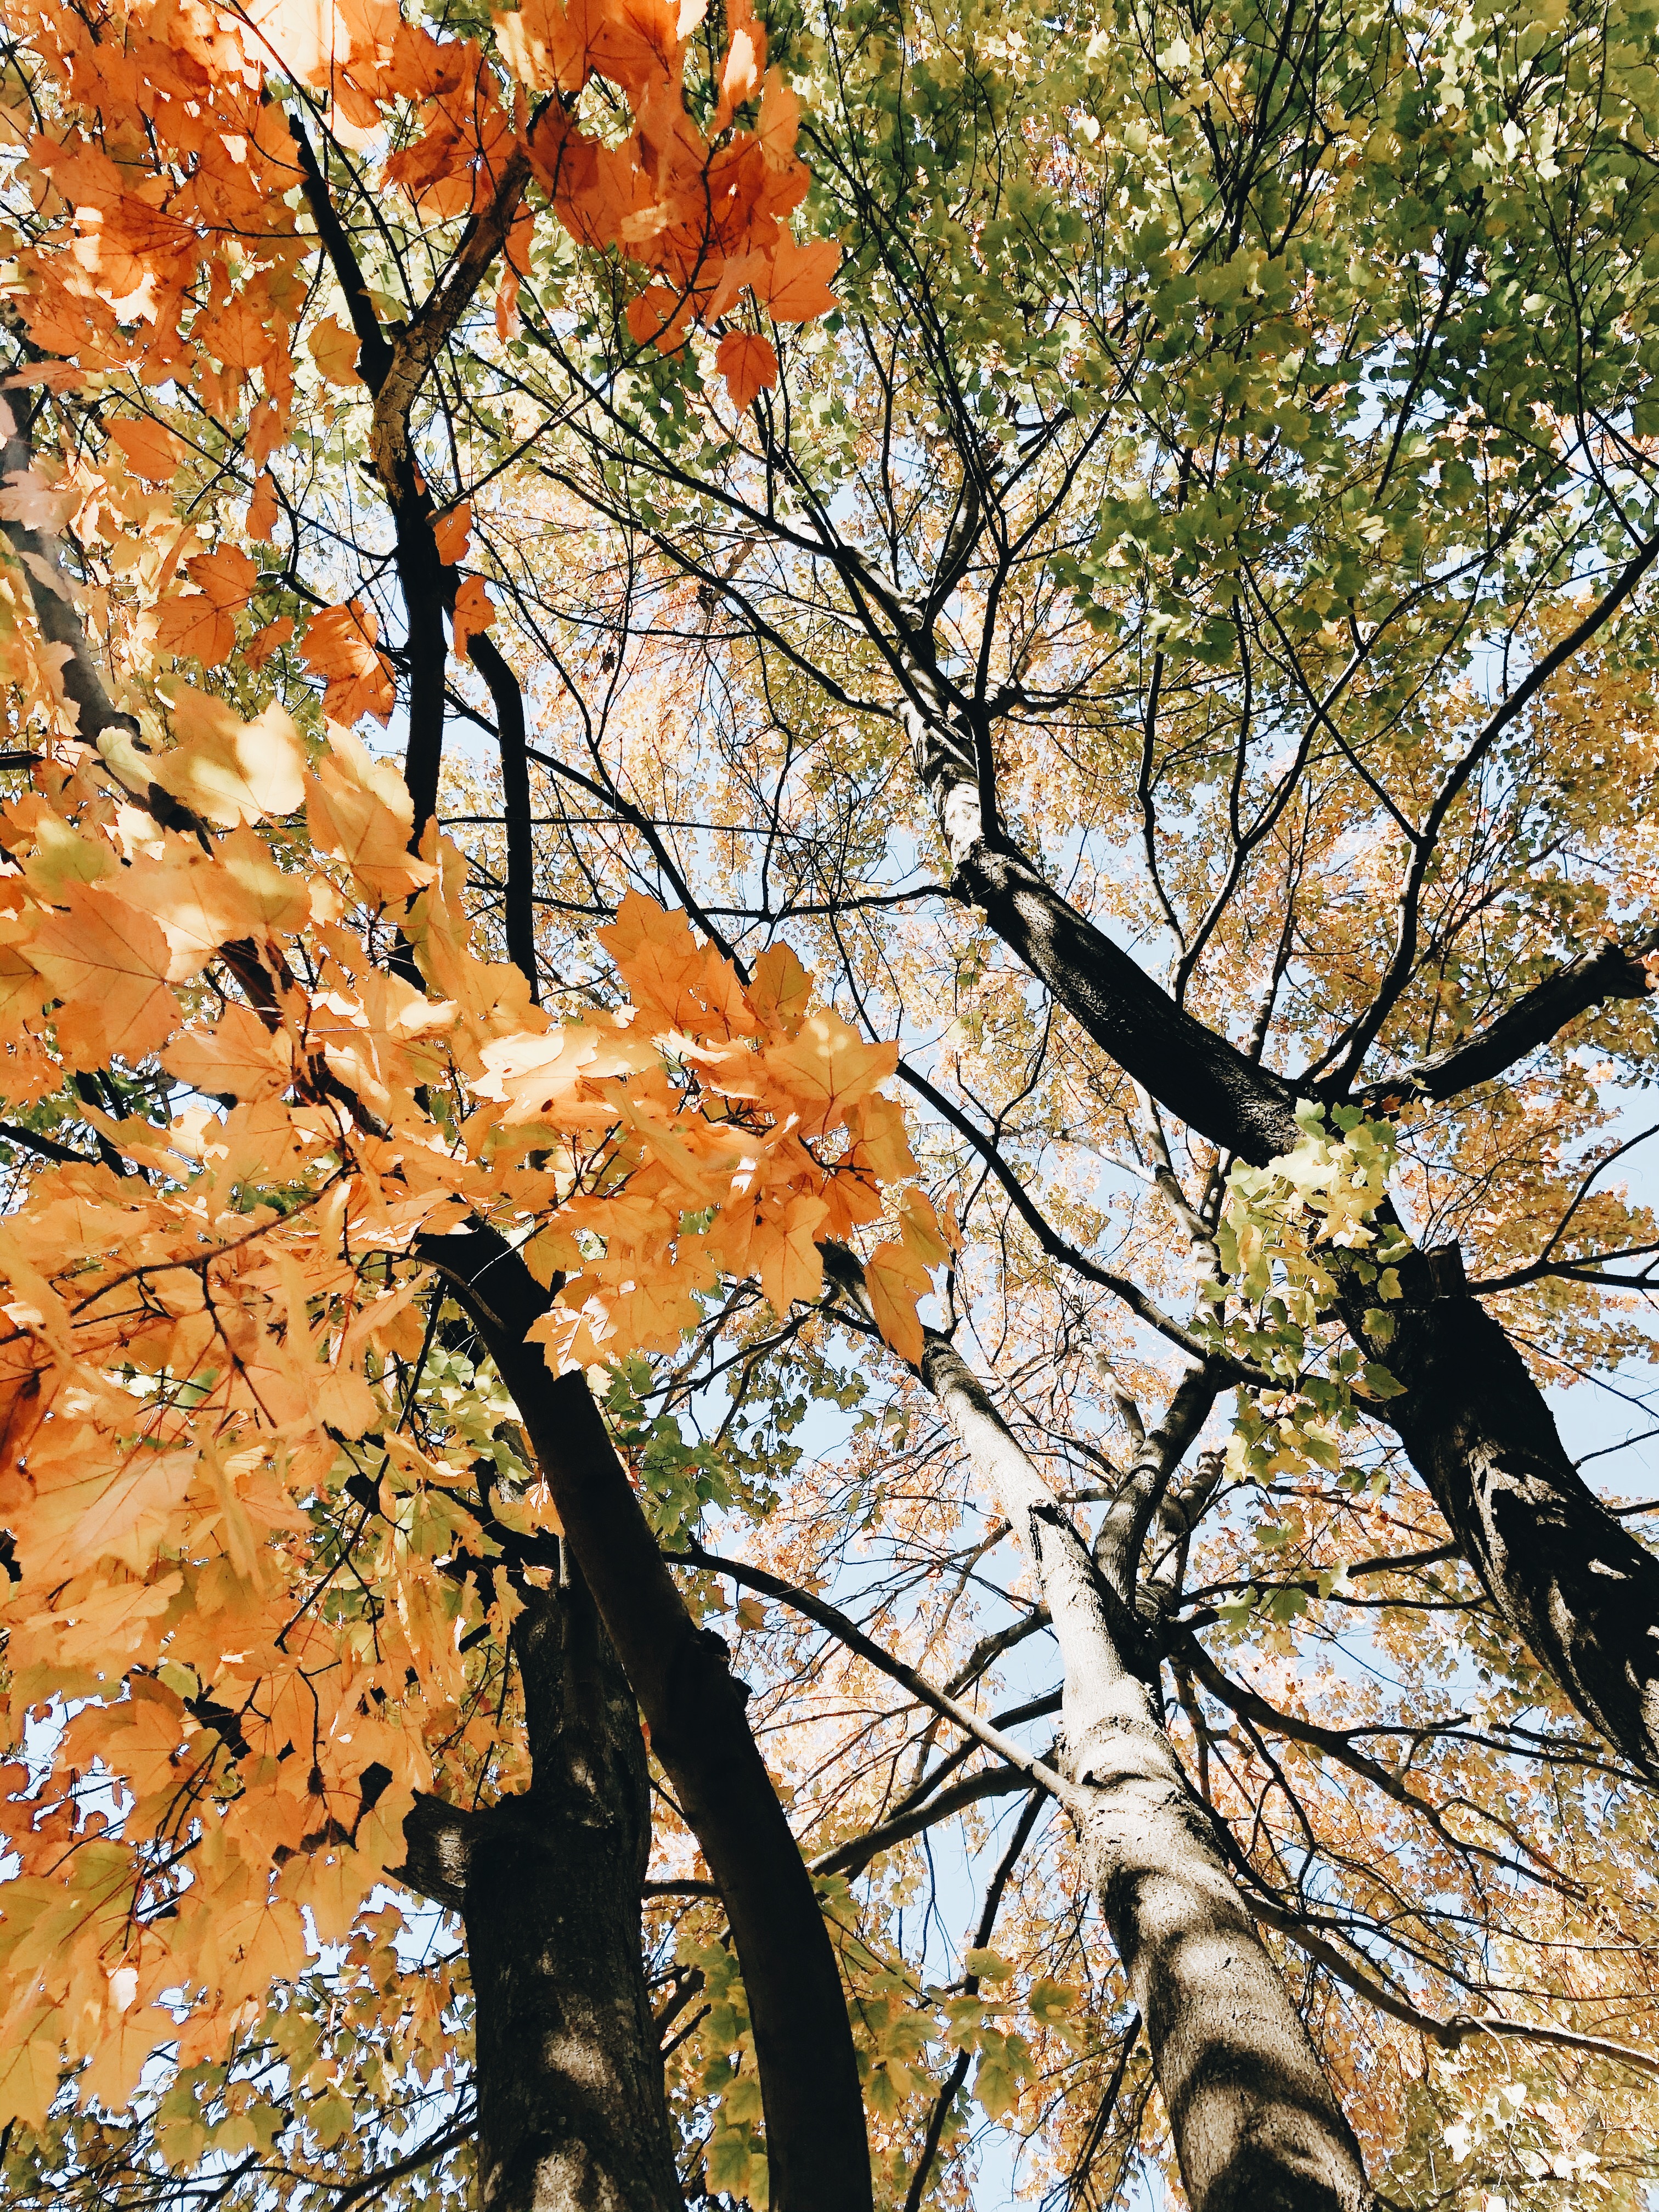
[399,1565,684,2212]
[471,1571,686,2212]
[1375,1278,1659,1784]
[916,723,1659,1783]
[420,1224,873,2212]
[916,1336,1368,2212]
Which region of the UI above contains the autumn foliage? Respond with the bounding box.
[3,0,832,440]
[0,684,936,2122]
[5,0,1659,2208]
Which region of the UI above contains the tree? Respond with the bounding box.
[2,3,1659,2212]
[481,0,1659,1785]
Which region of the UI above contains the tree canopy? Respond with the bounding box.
[2,2,1659,2211]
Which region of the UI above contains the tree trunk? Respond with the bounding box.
[421,1224,873,2212]
[469,1572,685,2212]
[916,728,1659,1783]
[1376,1275,1659,1781]
[396,1557,690,2212]
[402,1567,685,2212]
[918,1339,1368,2212]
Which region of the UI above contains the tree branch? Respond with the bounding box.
[665,1543,1076,1807]
[1358,932,1658,1107]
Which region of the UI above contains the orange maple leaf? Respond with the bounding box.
[308,315,364,387]
[763,1009,898,1137]
[301,601,396,725]
[452,575,495,656]
[760,230,839,323]
[25,884,179,1068]
[716,328,777,410]
[864,1238,931,1364]
[754,1192,828,1314]
[162,1002,295,1103]
[244,615,296,672]
[305,725,437,900]
[433,501,472,565]
[898,1186,958,1268]
[186,544,258,611]
[150,596,236,670]
[108,417,185,483]
[246,471,280,543]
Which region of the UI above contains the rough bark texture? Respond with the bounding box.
[469,1573,685,2212]
[392,1568,682,2212]
[420,1224,873,2212]
[1376,1276,1659,1781]
[918,1338,1368,2212]
[956,832,1305,1169]
[917,721,1659,1783]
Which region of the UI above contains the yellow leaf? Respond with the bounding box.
[304,725,436,901]
[755,1192,827,1313]
[0,2002,63,2129]
[763,1009,897,1136]
[865,1239,929,1364]
[153,685,307,827]
[25,883,179,1067]
[308,314,363,387]
[898,1186,957,1268]
[162,1002,294,1102]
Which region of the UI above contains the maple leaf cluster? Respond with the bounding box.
[0,0,835,426]
[1,0,307,449]
[0,684,931,2125]
[510,0,839,402]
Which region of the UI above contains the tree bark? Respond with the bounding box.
[916,1337,1368,2212]
[393,1566,683,2212]
[420,1224,873,2212]
[916,723,1659,1783]
[475,1573,686,2212]
[1374,1272,1659,1782]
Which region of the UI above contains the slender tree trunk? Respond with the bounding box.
[398,1565,684,2212]
[915,720,1659,1782]
[918,1339,1369,2212]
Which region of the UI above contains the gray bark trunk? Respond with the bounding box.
[918,1339,1368,2212]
